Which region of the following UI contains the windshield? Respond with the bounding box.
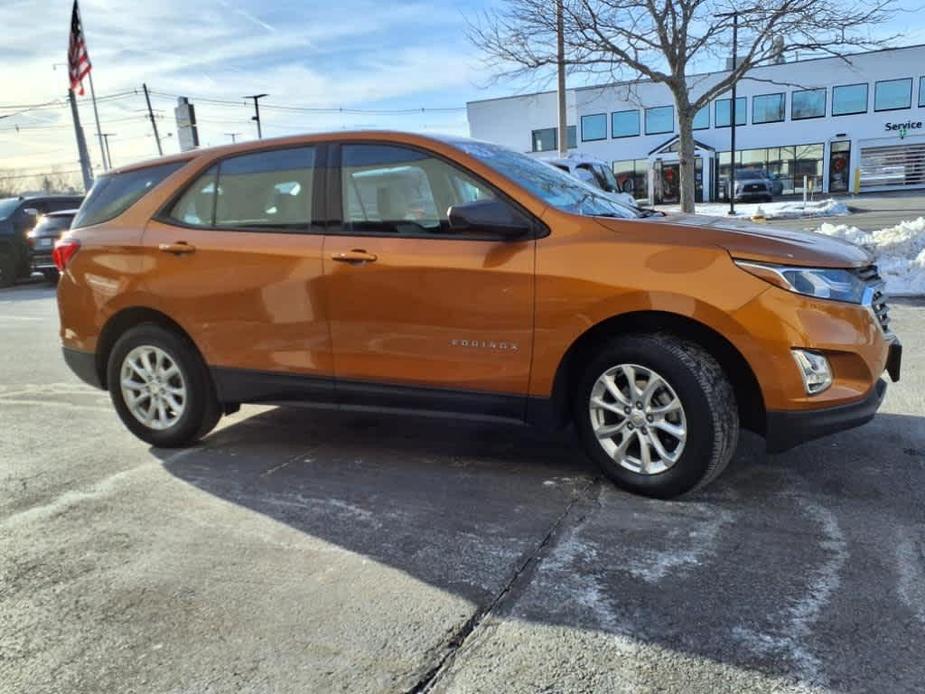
[736,169,765,180]
[454,141,641,219]
[0,198,22,220]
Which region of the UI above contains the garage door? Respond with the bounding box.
[859,141,925,190]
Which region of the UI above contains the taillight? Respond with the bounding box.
[52,238,81,271]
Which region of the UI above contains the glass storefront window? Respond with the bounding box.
[752,93,785,124]
[581,113,607,142]
[832,83,868,115]
[716,143,824,199]
[792,89,826,120]
[645,106,674,135]
[874,78,912,111]
[920,77,925,108]
[612,159,649,200]
[531,126,577,152]
[693,105,710,130]
[715,97,746,127]
[611,110,640,138]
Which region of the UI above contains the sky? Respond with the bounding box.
[1,0,923,187]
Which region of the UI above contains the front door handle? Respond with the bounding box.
[158,241,196,255]
[330,249,378,265]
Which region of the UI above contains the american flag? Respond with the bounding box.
[68,0,92,95]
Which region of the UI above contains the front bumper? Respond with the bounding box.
[765,339,901,452]
[31,252,54,270]
[765,378,887,453]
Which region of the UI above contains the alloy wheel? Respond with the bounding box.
[120,345,187,431]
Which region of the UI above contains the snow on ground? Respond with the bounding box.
[678,198,849,220]
[815,217,925,296]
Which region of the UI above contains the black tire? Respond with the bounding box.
[0,253,15,288]
[573,334,739,499]
[41,268,60,284]
[107,323,221,447]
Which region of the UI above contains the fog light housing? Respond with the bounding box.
[792,349,833,395]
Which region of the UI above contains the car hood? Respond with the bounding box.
[600,214,873,268]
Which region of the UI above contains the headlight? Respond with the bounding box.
[735,260,867,304]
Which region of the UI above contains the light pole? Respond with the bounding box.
[101,132,115,168]
[244,94,268,139]
[225,132,241,143]
[716,10,739,215]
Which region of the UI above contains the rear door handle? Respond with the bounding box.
[158,242,196,255]
[330,249,378,265]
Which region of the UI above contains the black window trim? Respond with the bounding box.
[831,82,869,117]
[714,96,747,128]
[751,91,786,124]
[644,105,674,135]
[873,77,913,113]
[580,112,608,142]
[791,88,827,121]
[325,140,549,242]
[611,109,640,139]
[154,142,328,235]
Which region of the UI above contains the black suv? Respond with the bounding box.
[0,194,84,287]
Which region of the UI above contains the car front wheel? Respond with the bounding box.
[107,324,221,447]
[574,334,739,498]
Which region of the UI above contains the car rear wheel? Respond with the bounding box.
[107,324,221,447]
[574,334,739,498]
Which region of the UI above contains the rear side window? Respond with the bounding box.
[167,147,315,231]
[73,161,186,228]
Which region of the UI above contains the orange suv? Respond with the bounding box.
[56,131,901,498]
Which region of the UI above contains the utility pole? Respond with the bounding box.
[715,10,740,215]
[86,72,108,170]
[244,93,268,139]
[67,89,93,191]
[555,0,568,156]
[225,132,241,143]
[142,83,163,156]
[101,133,115,168]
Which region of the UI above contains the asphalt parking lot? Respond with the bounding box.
[2,284,924,694]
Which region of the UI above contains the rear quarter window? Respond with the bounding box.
[73,161,187,228]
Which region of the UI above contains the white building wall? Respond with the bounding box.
[467,45,925,198]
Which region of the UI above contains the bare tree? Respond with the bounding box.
[470,0,897,212]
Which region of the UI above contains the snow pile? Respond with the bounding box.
[815,217,925,296]
[668,198,849,220]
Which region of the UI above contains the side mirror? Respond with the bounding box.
[447,199,532,239]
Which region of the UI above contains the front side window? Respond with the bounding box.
[753,93,785,124]
[74,161,186,229]
[645,106,674,135]
[581,113,607,142]
[692,105,710,130]
[874,78,912,111]
[340,144,497,235]
[832,83,868,115]
[611,110,640,138]
[792,89,826,120]
[715,97,746,127]
[454,140,641,219]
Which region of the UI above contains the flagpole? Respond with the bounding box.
[87,71,107,170]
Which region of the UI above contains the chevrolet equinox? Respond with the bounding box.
[55,132,902,498]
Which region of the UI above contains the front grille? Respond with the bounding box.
[856,265,891,333]
[743,184,763,192]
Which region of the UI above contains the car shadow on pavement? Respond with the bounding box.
[156,405,925,691]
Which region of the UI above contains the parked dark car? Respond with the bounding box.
[0,194,84,287]
[28,209,78,283]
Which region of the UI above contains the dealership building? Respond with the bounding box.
[467,44,925,203]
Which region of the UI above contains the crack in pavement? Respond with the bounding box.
[406,477,602,694]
